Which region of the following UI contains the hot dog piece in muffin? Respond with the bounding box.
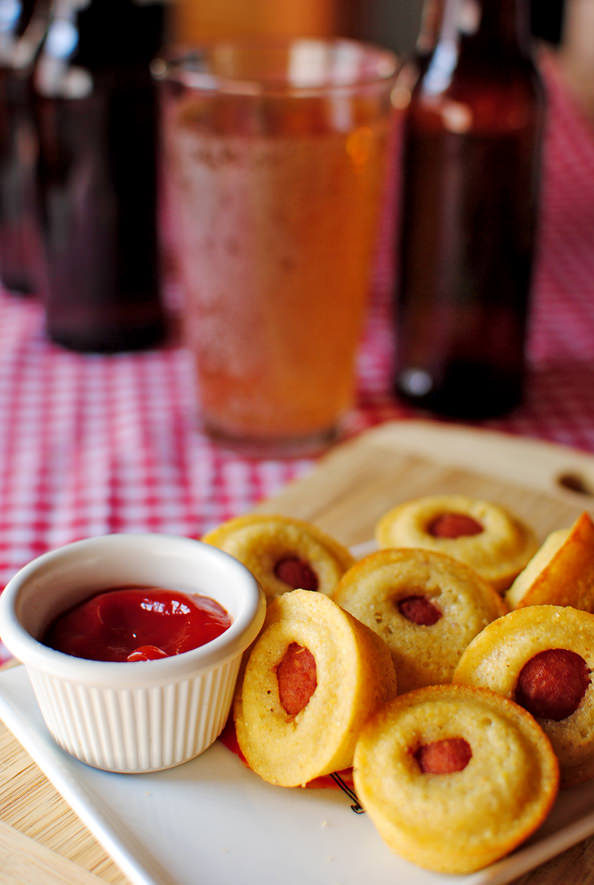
[453,605,594,786]
[353,684,559,874]
[202,514,354,600]
[233,589,397,787]
[332,548,506,693]
[506,512,594,611]
[375,495,538,592]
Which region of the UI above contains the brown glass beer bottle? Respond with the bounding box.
[0,0,47,295]
[393,0,546,418]
[33,0,168,352]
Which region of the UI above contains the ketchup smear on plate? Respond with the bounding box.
[42,586,232,662]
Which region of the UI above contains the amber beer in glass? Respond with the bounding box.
[156,40,397,455]
[393,0,546,418]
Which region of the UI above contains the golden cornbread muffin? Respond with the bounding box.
[506,512,594,611]
[375,494,538,592]
[332,548,506,692]
[453,605,594,786]
[353,684,559,874]
[202,514,354,600]
[234,588,397,787]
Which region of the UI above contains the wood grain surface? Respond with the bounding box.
[2,420,594,885]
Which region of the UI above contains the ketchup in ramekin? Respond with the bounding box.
[42,586,232,662]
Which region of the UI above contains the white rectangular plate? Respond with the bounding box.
[2,665,594,885]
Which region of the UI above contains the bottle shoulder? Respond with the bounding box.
[33,1,164,99]
[402,48,545,133]
[411,45,543,92]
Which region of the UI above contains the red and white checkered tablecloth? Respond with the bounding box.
[0,54,593,664]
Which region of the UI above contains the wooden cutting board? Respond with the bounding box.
[2,419,594,885]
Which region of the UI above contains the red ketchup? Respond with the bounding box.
[42,586,232,662]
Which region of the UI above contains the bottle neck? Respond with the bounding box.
[417,0,533,55]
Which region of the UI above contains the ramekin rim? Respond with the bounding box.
[0,532,266,685]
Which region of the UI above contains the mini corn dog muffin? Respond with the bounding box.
[353,684,559,875]
[506,512,594,611]
[375,494,538,592]
[233,589,397,787]
[332,548,506,693]
[202,514,354,600]
[453,605,594,786]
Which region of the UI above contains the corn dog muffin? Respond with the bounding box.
[506,512,594,611]
[234,588,397,787]
[332,548,506,692]
[353,684,559,874]
[375,495,538,592]
[203,514,354,600]
[453,605,594,786]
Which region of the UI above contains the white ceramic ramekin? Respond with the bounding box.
[0,533,265,773]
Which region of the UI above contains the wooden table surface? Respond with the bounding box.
[2,421,594,885]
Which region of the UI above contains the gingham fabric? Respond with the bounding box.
[0,54,592,664]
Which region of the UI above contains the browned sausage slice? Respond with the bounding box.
[515,648,589,721]
[274,556,319,591]
[397,595,443,625]
[414,737,472,773]
[428,513,483,538]
[276,642,317,716]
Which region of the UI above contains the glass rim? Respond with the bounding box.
[151,38,399,97]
